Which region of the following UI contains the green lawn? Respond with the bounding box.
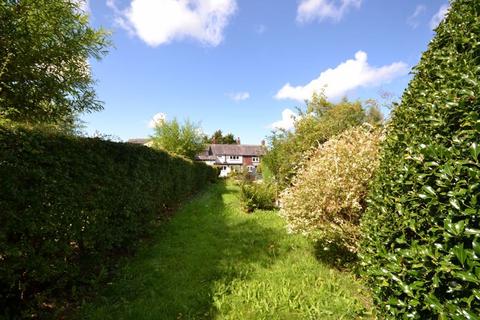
[76,182,372,320]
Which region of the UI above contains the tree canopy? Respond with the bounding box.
[207,130,237,144]
[151,118,206,160]
[0,0,110,129]
[263,93,383,188]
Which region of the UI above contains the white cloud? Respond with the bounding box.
[107,0,237,47]
[297,0,362,23]
[227,92,250,102]
[430,4,449,30]
[275,51,409,102]
[148,112,167,128]
[407,5,426,29]
[270,109,299,131]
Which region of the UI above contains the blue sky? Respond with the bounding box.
[82,0,449,144]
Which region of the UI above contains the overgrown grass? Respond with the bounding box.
[76,182,372,319]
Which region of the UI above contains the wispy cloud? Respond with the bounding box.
[270,109,299,131]
[430,4,450,30]
[227,92,250,102]
[275,51,409,102]
[148,112,167,128]
[297,0,362,23]
[407,4,426,29]
[107,0,237,47]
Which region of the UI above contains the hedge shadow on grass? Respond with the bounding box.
[313,238,358,271]
[76,182,287,320]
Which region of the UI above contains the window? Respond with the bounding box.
[247,165,255,173]
[252,157,260,162]
[228,155,240,160]
[222,166,228,170]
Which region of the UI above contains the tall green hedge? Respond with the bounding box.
[361,0,480,318]
[0,126,217,317]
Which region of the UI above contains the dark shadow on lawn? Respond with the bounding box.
[75,181,286,320]
[313,238,358,272]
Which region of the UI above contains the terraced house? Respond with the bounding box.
[196,142,266,177]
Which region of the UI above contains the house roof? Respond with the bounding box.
[195,144,266,162]
[127,138,150,145]
[196,153,216,161]
[209,144,266,156]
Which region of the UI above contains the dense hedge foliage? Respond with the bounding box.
[0,126,217,317]
[361,0,480,318]
[281,126,381,253]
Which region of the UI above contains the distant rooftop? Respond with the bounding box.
[196,144,266,161]
[209,144,266,156]
[127,138,150,145]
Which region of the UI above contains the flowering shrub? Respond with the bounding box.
[280,126,381,252]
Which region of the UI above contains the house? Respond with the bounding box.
[196,142,266,177]
[127,138,153,147]
[128,137,266,178]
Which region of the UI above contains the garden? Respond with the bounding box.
[1,0,479,318]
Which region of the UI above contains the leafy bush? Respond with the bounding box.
[0,125,216,317]
[280,126,381,253]
[361,0,480,318]
[240,182,277,213]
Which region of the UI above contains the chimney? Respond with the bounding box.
[212,137,217,144]
[261,140,265,146]
[236,137,241,145]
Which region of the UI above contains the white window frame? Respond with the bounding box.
[252,157,260,163]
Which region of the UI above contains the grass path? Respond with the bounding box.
[76,182,372,319]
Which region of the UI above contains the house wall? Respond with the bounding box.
[243,156,261,166]
[217,155,243,165]
[243,156,253,166]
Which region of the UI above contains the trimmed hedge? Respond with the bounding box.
[361,0,480,318]
[0,126,217,317]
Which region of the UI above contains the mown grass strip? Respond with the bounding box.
[76,182,372,319]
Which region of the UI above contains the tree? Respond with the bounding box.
[0,0,110,129]
[151,118,206,160]
[207,129,237,144]
[263,94,381,188]
[361,0,480,317]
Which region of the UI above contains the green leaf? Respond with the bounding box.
[452,244,467,266]
[422,185,437,197]
[454,271,479,284]
[473,239,480,255]
[449,199,461,210]
[470,142,480,161]
[465,228,480,236]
